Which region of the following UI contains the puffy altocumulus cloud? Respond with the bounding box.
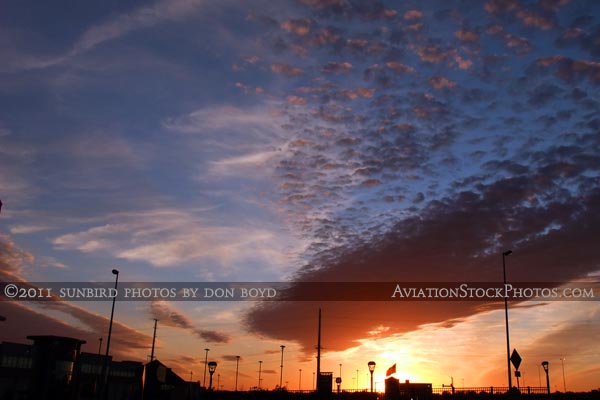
[238,0,600,356]
[271,63,304,77]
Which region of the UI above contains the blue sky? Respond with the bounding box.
[1,0,600,392]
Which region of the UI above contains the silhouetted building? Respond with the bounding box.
[77,352,106,399]
[0,341,32,399]
[385,377,432,400]
[0,338,146,400]
[143,359,198,400]
[77,353,143,400]
[27,335,86,400]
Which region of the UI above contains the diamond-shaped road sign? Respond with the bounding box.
[511,349,522,370]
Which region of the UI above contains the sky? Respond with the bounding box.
[1,0,600,393]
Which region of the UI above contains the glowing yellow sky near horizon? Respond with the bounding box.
[144,299,599,392]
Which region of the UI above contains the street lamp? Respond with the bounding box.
[203,348,209,388]
[502,250,513,389]
[299,369,302,390]
[368,361,376,392]
[102,268,119,400]
[279,345,285,390]
[208,361,217,391]
[541,361,550,397]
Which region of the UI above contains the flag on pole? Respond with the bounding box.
[386,364,396,377]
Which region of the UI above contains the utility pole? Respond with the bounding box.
[280,345,285,389]
[235,355,240,391]
[150,319,158,361]
[316,308,321,391]
[258,360,262,389]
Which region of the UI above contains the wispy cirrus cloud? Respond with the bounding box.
[163,105,284,137]
[51,208,293,278]
[5,0,208,71]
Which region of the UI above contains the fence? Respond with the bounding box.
[431,387,549,396]
[284,386,550,397]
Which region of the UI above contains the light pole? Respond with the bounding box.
[356,369,359,390]
[258,360,262,389]
[235,355,240,391]
[203,348,209,388]
[368,361,376,392]
[339,364,342,390]
[102,268,119,400]
[299,369,302,390]
[279,345,285,390]
[560,357,566,392]
[541,361,550,397]
[208,361,217,391]
[502,249,513,389]
[217,374,220,391]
